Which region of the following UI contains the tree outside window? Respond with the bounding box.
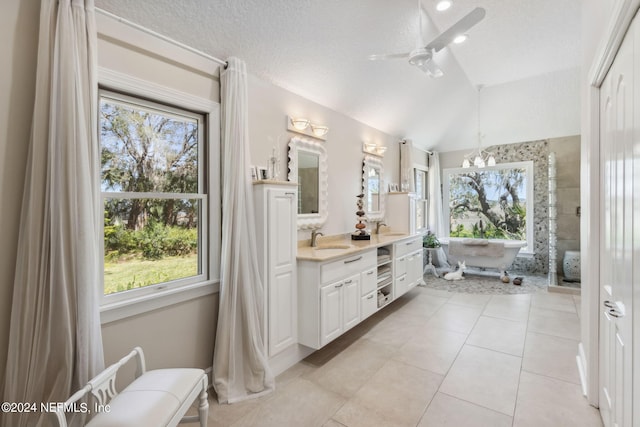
[444,161,533,252]
[100,91,206,296]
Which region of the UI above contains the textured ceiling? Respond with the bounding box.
[95,0,581,151]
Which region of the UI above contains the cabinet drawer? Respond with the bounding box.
[395,255,407,278]
[361,267,377,296]
[361,291,377,320]
[321,250,376,284]
[394,237,423,258]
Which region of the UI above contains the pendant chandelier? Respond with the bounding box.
[462,85,496,169]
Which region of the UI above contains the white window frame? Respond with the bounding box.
[443,161,534,254]
[414,165,429,232]
[98,68,220,323]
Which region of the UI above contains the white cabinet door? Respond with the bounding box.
[407,249,424,288]
[321,281,343,345]
[395,275,408,298]
[343,274,361,331]
[269,270,296,356]
[267,188,297,357]
[395,256,407,278]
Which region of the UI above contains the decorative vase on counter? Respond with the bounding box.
[562,250,581,282]
[352,193,371,240]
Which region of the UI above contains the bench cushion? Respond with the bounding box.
[87,368,205,427]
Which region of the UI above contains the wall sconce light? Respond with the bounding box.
[363,141,387,157]
[287,115,329,140]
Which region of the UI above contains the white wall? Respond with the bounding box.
[480,68,581,147]
[0,0,40,394]
[246,75,401,240]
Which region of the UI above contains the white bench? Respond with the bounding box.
[52,347,208,427]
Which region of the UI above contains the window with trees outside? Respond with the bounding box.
[100,90,208,297]
[414,167,428,231]
[443,161,534,253]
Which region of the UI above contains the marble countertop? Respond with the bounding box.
[297,231,424,262]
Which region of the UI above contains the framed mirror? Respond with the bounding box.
[362,154,385,222]
[288,136,328,229]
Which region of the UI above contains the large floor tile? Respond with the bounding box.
[425,303,483,335]
[207,394,266,427]
[418,392,512,427]
[393,327,467,374]
[231,378,345,427]
[447,293,492,308]
[528,307,581,340]
[333,360,443,427]
[390,294,450,320]
[522,332,581,384]
[304,338,395,398]
[483,294,531,322]
[439,345,521,416]
[467,315,527,356]
[531,292,577,313]
[513,371,602,427]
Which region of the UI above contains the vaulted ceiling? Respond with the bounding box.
[95,0,581,152]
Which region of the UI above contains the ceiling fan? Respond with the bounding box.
[368,2,486,77]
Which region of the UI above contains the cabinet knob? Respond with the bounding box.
[344,279,353,284]
[335,283,344,288]
[367,270,374,275]
[367,294,374,299]
[344,256,363,264]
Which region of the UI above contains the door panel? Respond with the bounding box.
[599,17,635,427]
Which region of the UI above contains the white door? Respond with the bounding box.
[267,188,297,356]
[321,281,343,345]
[598,15,636,427]
[343,273,361,331]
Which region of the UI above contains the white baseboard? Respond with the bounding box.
[269,344,315,377]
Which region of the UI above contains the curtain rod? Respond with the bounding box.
[95,8,228,68]
[399,139,433,155]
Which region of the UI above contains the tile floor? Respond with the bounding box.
[207,287,603,427]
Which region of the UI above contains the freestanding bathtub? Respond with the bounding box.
[439,237,527,276]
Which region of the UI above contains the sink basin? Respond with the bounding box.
[313,244,353,256]
[315,244,353,250]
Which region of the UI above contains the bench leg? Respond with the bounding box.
[198,378,209,427]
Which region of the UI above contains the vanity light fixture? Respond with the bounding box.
[287,115,329,141]
[363,141,387,157]
[290,117,310,131]
[436,0,452,12]
[310,124,329,138]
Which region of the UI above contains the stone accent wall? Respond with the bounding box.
[488,139,549,274]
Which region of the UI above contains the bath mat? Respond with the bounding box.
[423,269,548,295]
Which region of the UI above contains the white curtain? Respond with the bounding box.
[3,1,104,426]
[400,139,415,192]
[213,57,274,404]
[427,152,449,266]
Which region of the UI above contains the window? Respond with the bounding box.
[414,167,428,231]
[100,90,208,299]
[443,161,534,253]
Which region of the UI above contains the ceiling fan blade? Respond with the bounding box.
[425,7,486,52]
[415,59,444,78]
[367,52,411,61]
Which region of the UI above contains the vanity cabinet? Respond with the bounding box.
[394,237,424,298]
[253,182,298,358]
[298,250,376,349]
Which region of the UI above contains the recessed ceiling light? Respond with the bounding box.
[453,34,468,44]
[436,0,452,12]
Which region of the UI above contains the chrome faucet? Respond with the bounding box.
[311,229,324,247]
[376,222,387,235]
